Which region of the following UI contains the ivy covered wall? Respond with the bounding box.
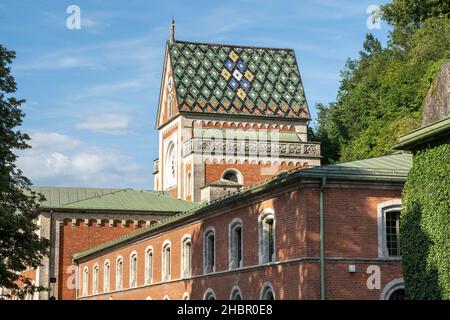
[401,138,450,299]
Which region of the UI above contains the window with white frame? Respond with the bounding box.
[165,142,177,187]
[230,286,243,300]
[260,282,275,300]
[169,94,174,117]
[259,210,275,264]
[377,200,402,258]
[162,241,171,281]
[229,219,243,269]
[82,267,88,297]
[130,252,137,288]
[181,235,192,278]
[204,228,215,274]
[92,264,99,295]
[103,261,110,293]
[203,288,216,300]
[145,247,153,285]
[386,211,401,256]
[116,257,123,290]
[186,172,192,197]
[222,169,242,184]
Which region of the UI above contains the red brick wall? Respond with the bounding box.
[58,219,146,300]
[77,184,404,300]
[205,163,303,187]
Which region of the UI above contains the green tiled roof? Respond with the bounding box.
[393,117,450,150]
[31,187,197,212]
[169,41,310,119]
[73,153,411,261]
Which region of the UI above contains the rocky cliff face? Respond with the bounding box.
[422,59,450,126]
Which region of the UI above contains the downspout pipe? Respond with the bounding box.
[319,177,327,300]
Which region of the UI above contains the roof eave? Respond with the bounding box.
[393,118,450,150]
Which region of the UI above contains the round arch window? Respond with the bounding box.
[165,142,176,187]
[222,170,239,183]
[388,288,405,300]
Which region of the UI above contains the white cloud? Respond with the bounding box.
[76,114,130,135]
[29,132,81,150]
[16,131,146,187]
[14,55,104,71]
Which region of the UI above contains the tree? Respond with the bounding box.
[0,45,49,299]
[311,1,450,163]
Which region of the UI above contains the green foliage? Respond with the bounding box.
[401,140,450,299]
[382,0,449,28]
[0,45,49,299]
[312,13,450,164]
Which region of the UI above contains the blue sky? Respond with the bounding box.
[1,0,390,189]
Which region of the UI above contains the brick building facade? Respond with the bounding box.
[8,28,416,301]
[74,153,411,300]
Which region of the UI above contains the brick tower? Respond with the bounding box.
[153,21,321,202]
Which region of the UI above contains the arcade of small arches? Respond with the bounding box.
[191,120,299,132]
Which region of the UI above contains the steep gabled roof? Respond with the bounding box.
[169,40,310,119]
[73,153,411,261]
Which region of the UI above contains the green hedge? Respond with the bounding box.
[401,138,450,299]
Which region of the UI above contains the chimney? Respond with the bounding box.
[170,18,175,44]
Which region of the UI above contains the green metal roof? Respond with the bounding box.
[310,153,413,177]
[170,40,310,119]
[30,187,121,208]
[61,189,198,212]
[31,187,197,212]
[73,153,412,262]
[393,117,450,150]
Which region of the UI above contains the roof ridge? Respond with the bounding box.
[62,188,131,207]
[171,39,295,52]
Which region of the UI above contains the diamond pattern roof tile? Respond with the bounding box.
[169,41,310,119]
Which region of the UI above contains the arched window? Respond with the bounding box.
[259,209,275,264]
[145,246,153,285]
[377,200,402,258]
[82,267,89,297]
[168,76,173,92]
[103,261,110,293]
[203,228,216,274]
[230,286,243,300]
[186,172,192,197]
[380,278,405,300]
[162,241,171,281]
[222,169,241,183]
[168,93,174,118]
[130,252,137,288]
[203,288,216,300]
[92,264,99,295]
[163,295,170,300]
[229,219,243,269]
[260,282,275,300]
[116,257,123,291]
[182,292,190,300]
[181,235,192,278]
[165,142,177,187]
